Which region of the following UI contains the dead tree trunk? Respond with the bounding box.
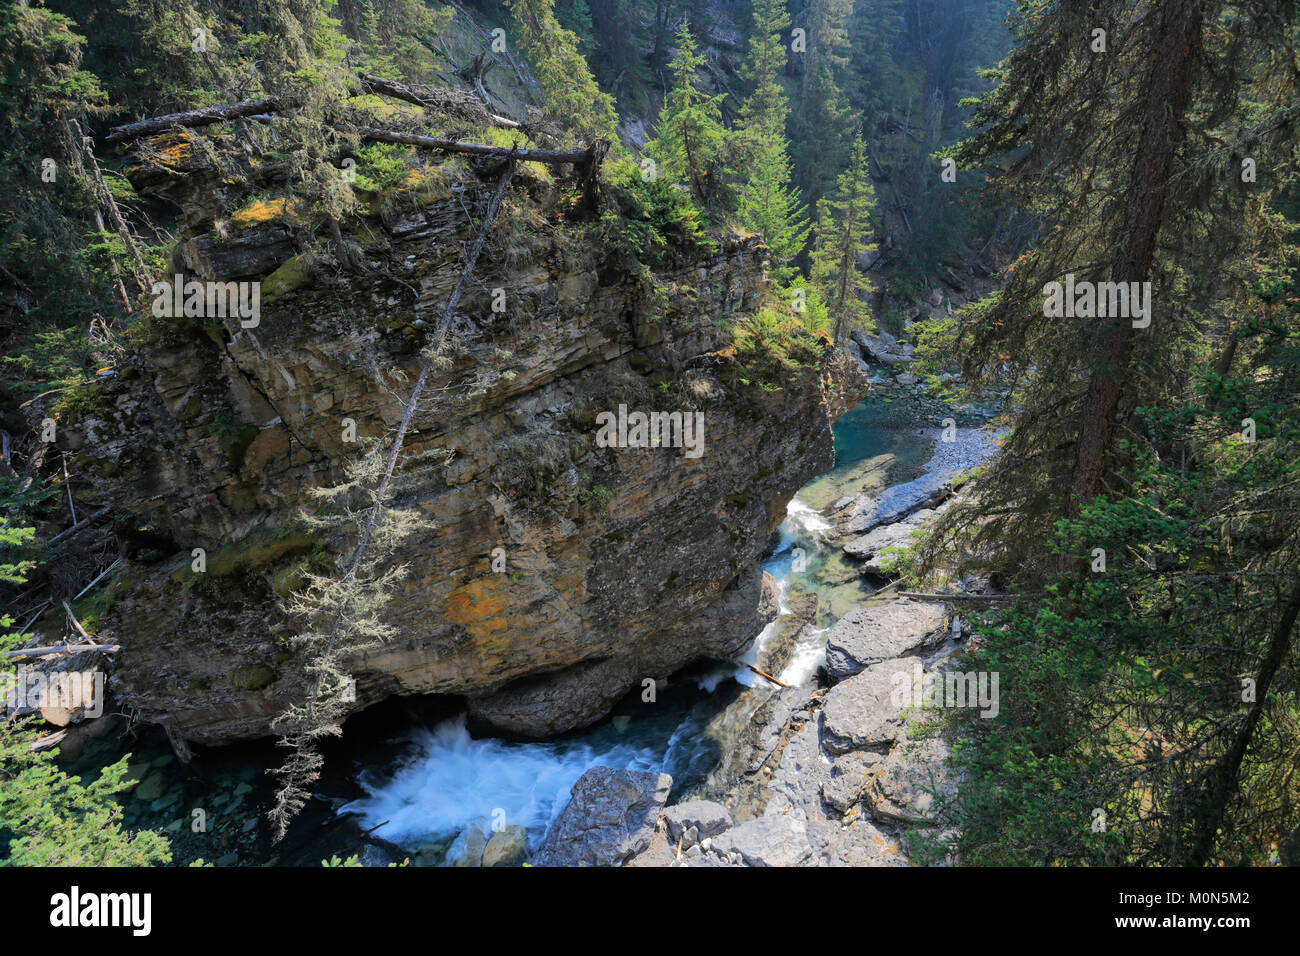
[65,120,152,295]
[104,98,281,144]
[272,160,517,839]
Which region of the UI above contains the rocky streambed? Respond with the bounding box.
[350,380,1001,867]
[50,379,998,867]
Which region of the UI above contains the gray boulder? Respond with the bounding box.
[843,509,935,564]
[530,767,671,867]
[713,815,815,867]
[663,800,733,846]
[822,750,883,813]
[821,819,909,867]
[866,735,955,826]
[762,720,832,821]
[821,656,923,754]
[824,601,947,682]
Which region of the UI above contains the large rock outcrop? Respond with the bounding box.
[61,142,865,744]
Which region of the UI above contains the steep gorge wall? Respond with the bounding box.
[64,146,866,745]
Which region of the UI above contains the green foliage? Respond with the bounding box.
[604,156,712,261]
[507,0,619,146]
[732,0,810,282]
[944,254,1300,867]
[647,22,729,209]
[810,135,877,344]
[1,514,169,866]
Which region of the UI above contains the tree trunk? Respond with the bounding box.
[1065,0,1205,517]
[1179,581,1300,865]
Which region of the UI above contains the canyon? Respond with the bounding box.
[57,137,865,747]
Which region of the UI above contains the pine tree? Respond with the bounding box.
[736,135,810,284]
[507,0,619,146]
[733,0,810,281]
[810,135,877,344]
[648,21,729,208]
[737,0,792,136]
[920,0,1300,572]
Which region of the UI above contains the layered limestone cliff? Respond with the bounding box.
[62,140,865,745]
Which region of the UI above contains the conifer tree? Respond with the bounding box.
[810,135,877,344]
[648,21,729,208]
[507,0,619,146]
[734,0,810,281]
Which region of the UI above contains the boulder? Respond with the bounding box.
[824,601,947,682]
[821,819,908,867]
[713,815,815,867]
[821,750,883,813]
[761,720,832,820]
[530,767,671,867]
[482,825,529,867]
[445,817,490,867]
[866,735,955,826]
[663,800,733,846]
[843,509,935,563]
[821,657,923,754]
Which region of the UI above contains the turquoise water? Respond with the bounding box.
[58,385,949,865]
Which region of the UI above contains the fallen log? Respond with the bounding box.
[3,643,120,659]
[106,73,520,145]
[357,72,519,128]
[104,98,280,143]
[48,505,112,546]
[897,591,1029,601]
[334,125,597,167]
[746,664,788,687]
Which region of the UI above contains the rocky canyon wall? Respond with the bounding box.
[61,140,866,745]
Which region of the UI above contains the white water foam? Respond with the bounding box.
[345,715,660,846]
[778,626,828,686]
[784,498,832,538]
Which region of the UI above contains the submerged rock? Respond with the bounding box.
[531,767,671,867]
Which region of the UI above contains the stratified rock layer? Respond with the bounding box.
[65,148,865,744]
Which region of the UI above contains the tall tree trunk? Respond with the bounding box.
[1066,0,1206,517]
[1179,581,1300,865]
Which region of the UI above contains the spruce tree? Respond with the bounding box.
[734,0,810,281]
[810,135,877,344]
[648,21,729,209]
[507,0,619,146]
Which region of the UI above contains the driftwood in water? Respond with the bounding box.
[746,664,788,687]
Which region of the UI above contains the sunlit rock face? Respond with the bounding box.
[67,146,865,745]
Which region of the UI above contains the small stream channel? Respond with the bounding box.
[58,381,991,866]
